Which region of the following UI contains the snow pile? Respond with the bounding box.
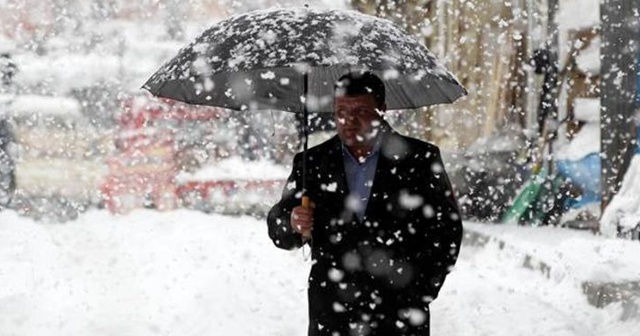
[573,97,600,123]
[14,53,122,95]
[175,157,290,183]
[556,98,600,161]
[0,34,16,53]
[0,94,82,117]
[465,222,640,283]
[576,37,601,75]
[434,232,640,336]
[557,0,600,31]
[556,123,600,161]
[556,0,600,80]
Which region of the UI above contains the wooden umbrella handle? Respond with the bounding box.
[301,196,310,208]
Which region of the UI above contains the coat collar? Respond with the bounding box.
[326,126,407,222]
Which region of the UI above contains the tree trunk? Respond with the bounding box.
[600,0,640,213]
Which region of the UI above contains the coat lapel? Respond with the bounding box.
[326,136,350,197]
[324,131,406,223]
[363,131,404,221]
[364,151,391,221]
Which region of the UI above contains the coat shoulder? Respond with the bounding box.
[302,135,341,157]
[399,134,440,153]
[384,132,441,162]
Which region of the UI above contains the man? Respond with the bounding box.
[267,72,462,336]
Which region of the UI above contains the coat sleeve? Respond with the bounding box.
[266,153,305,250]
[409,147,463,304]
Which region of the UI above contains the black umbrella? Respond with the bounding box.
[143,7,466,207]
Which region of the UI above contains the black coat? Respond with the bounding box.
[267,130,462,336]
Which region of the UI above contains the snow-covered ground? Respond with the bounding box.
[465,222,640,283]
[0,210,308,336]
[175,157,290,183]
[0,210,637,336]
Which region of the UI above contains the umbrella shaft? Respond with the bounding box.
[302,72,308,195]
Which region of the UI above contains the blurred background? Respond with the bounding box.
[1,1,640,335]
[0,0,638,236]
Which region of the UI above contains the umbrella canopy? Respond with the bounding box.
[144,7,467,209]
[143,7,466,113]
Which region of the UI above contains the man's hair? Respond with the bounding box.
[335,71,385,107]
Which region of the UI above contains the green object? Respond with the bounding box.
[526,173,567,226]
[501,169,547,224]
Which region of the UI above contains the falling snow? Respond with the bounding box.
[0,0,639,335]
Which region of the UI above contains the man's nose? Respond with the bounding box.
[345,114,356,125]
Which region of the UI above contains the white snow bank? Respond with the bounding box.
[575,36,601,75]
[176,157,290,183]
[14,53,121,94]
[557,0,600,31]
[555,123,600,161]
[15,158,107,198]
[0,94,81,117]
[434,230,639,336]
[573,97,600,122]
[555,97,601,162]
[465,222,640,283]
[0,35,16,53]
[600,155,640,237]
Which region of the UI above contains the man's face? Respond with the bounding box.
[334,94,384,149]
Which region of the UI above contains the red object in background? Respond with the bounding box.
[102,94,224,214]
[102,93,286,214]
[175,178,286,214]
[102,129,178,213]
[117,95,225,129]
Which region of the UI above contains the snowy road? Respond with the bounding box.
[0,210,636,335]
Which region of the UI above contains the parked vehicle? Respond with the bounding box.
[0,94,106,220]
[102,94,225,213]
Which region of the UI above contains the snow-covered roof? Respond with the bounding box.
[556,123,600,161]
[0,35,16,53]
[575,37,600,75]
[555,99,601,162]
[14,53,121,95]
[0,94,82,117]
[557,0,600,31]
[574,98,600,122]
[175,157,289,183]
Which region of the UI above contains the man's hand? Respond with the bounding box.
[291,204,314,240]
